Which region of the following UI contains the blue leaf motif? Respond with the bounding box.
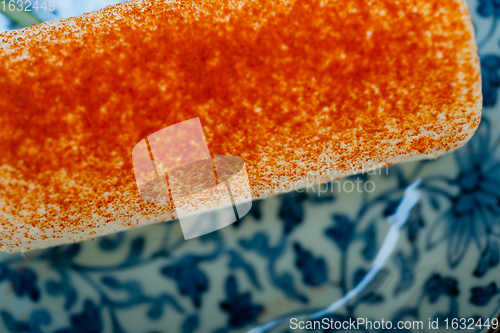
[227,250,261,289]
[424,275,459,303]
[1,312,30,333]
[100,276,183,319]
[361,222,376,261]
[67,300,102,333]
[101,276,123,290]
[1,310,51,333]
[46,244,80,268]
[428,192,440,210]
[220,276,263,328]
[146,295,184,320]
[29,311,51,333]
[383,200,401,217]
[325,215,355,251]
[239,233,308,303]
[0,267,40,301]
[161,256,208,308]
[146,303,163,320]
[474,240,500,277]
[405,203,424,243]
[293,243,327,287]
[99,233,125,251]
[181,314,199,333]
[101,276,141,303]
[393,246,419,295]
[273,272,308,304]
[481,55,500,107]
[477,0,500,18]
[352,268,389,304]
[239,233,280,258]
[127,237,145,262]
[358,292,383,304]
[46,271,77,310]
[353,268,367,287]
[279,192,307,234]
[470,283,499,306]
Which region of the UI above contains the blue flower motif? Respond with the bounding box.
[220,276,263,328]
[161,256,209,308]
[425,122,500,268]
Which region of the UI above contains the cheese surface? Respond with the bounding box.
[0,0,481,252]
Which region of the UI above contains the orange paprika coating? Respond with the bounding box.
[0,0,481,251]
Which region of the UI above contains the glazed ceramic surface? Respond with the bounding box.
[1,0,500,332]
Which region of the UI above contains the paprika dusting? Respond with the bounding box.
[0,0,481,252]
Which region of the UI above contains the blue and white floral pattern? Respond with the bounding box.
[1,0,500,332]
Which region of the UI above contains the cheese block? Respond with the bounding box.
[0,0,481,252]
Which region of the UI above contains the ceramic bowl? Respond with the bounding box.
[1,0,499,332]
